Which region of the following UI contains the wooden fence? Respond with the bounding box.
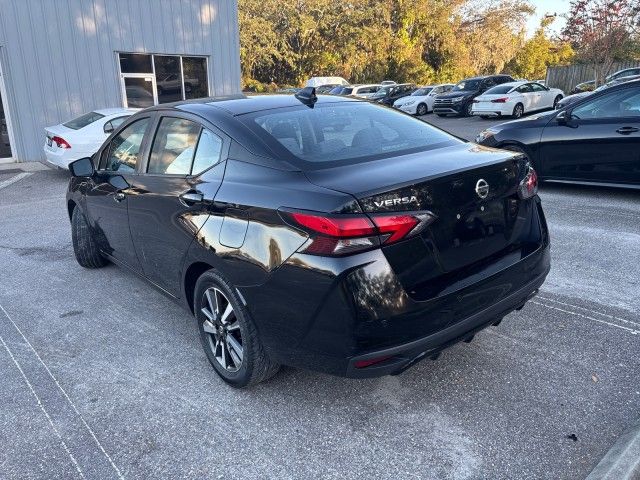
[545,61,640,93]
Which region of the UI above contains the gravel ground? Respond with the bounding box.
[0,117,638,480]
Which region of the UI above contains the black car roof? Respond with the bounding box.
[149,93,361,116]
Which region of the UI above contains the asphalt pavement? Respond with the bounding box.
[0,116,638,479]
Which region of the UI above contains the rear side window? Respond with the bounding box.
[148,117,201,175]
[63,111,105,130]
[242,102,458,169]
[192,129,223,174]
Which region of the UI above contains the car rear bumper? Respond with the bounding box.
[241,198,551,378]
[345,266,547,377]
[471,104,512,116]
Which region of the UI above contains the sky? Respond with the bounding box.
[526,0,571,37]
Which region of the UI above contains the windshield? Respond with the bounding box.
[371,86,392,98]
[240,102,458,169]
[484,85,514,95]
[411,88,432,96]
[63,111,105,130]
[453,79,481,92]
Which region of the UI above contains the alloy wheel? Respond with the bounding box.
[417,104,427,116]
[513,104,524,118]
[201,287,243,372]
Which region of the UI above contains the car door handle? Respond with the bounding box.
[113,191,126,202]
[179,191,204,206]
[616,126,639,135]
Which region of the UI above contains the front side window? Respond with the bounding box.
[572,87,640,120]
[148,117,201,175]
[102,118,149,172]
[63,112,105,130]
[243,102,459,169]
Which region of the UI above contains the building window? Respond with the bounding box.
[118,53,209,108]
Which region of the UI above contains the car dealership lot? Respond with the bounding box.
[0,135,639,480]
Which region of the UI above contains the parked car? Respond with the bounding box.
[44,108,138,169]
[305,76,349,88]
[476,79,640,188]
[570,80,596,94]
[370,83,416,106]
[329,85,349,95]
[606,67,640,83]
[556,91,592,109]
[558,74,640,109]
[66,90,549,387]
[340,84,381,98]
[471,81,564,119]
[393,84,454,115]
[433,74,514,117]
[316,84,341,94]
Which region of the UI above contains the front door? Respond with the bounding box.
[121,74,157,109]
[126,114,226,295]
[539,84,640,185]
[84,116,152,271]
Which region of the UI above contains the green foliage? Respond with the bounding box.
[239,0,572,87]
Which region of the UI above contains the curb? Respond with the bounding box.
[586,418,640,480]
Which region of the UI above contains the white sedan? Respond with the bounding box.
[44,108,138,169]
[393,84,455,115]
[471,81,564,119]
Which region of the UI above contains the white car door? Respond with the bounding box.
[529,82,549,110]
[513,84,535,111]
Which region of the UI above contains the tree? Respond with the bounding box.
[506,17,574,80]
[562,0,640,85]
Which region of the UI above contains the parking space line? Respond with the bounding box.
[538,296,640,328]
[0,334,85,479]
[532,300,640,336]
[0,172,32,190]
[0,303,124,480]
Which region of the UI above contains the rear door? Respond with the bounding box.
[539,84,640,184]
[85,116,153,271]
[126,113,228,295]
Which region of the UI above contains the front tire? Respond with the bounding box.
[553,95,562,109]
[194,270,279,388]
[416,103,428,116]
[71,208,108,269]
[463,102,473,117]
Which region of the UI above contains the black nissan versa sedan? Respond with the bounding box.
[476,79,640,188]
[66,89,550,387]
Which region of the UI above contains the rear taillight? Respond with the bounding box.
[518,166,538,199]
[283,210,436,256]
[52,136,71,149]
[491,97,509,103]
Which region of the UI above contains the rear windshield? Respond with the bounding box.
[63,111,105,130]
[484,85,514,94]
[341,87,353,95]
[453,79,481,91]
[240,102,459,169]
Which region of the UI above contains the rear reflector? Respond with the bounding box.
[283,210,436,256]
[52,136,71,149]
[354,356,392,369]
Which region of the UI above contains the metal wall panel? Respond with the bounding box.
[0,0,241,162]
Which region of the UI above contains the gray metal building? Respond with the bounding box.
[0,0,241,163]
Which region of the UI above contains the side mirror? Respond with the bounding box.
[104,122,114,134]
[555,110,568,125]
[69,157,95,177]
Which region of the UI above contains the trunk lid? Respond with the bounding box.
[305,143,532,298]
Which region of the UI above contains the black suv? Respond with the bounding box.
[370,83,417,106]
[433,75,514,117]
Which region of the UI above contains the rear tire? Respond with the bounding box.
[194,270,280,388]
[71,208,108,269]
[512,103,524,119]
